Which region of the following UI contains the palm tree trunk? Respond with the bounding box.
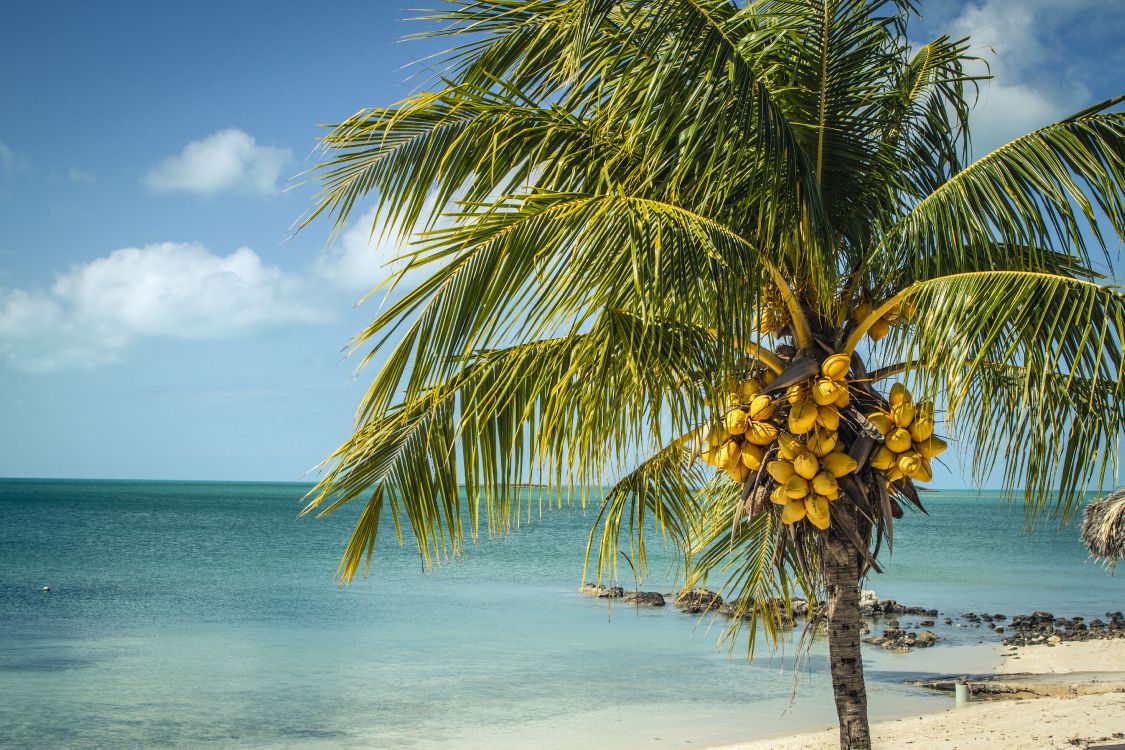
[823,532,872,750]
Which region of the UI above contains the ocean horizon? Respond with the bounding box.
[2,478,1122,749]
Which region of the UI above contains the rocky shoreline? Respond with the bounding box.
[579,584,1125,652]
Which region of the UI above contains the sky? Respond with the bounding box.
[0,1,1122,483]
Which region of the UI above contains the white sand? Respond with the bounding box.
[998,638,1125,675]
[709,639,1125,750]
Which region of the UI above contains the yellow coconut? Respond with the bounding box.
[745,420,779,446]
[897,452,922,477]
[910,457,933,483]
[726,462,752,483]
[811,471,838,496]
[834,387,851,408]
[707,423,729,446]
[766,459,796,483]
[821,354,851,381]
[885,466,905,483]
[891,401,916,428]
[812,377,842,406]
[789,399,819,434]
[793,452,820,480]
[761,369,777,386]
[821,452,858,478]
[785,475,811,499]
[816,405,840,431]
[807,430,837,457]
[804,495,831,530]
[777,433,803,460]
[781,499,807,524]
[770,486,789,505]
[885,428,913,453]
[786,383,809,405]
[909,413,934,442]
[741,442,763,470]
[712,441,739,469]
[853,301,873,322]
[740,378,764,400]
[748,394,775,421]
[869,446,896,470]
[725,409,749,435]
[889,383,910,407]
[867,412,895,436]
[868,317,891,341]
[915,434,948,459]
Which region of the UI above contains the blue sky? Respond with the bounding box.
[0,1,1122,482]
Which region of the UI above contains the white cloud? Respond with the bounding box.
[0,141,14,171]
[948,0,1096,155]
[144,129,290,196]
[314,207,418,293]
[315,194,456,295]
[0,243,326,372]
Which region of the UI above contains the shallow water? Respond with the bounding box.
[1,480,1121,749]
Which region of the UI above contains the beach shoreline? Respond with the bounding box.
[708,639,1125,750]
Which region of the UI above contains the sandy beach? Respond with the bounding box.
[711,640,1125,750]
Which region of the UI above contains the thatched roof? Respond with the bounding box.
[1082,487,1125,570]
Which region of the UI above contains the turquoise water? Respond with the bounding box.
[1,480,1122,749]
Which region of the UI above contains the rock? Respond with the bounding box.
[864,626,938,651]
[674,588,723,613]
[885,618,900,628]
[1047,634,1062,644]
[943,618,953,625]
[919,620,935,627]
[995,626,1004,634]
[859,590,879,608]
[623,591,665,607]
[40,586,50,592]
[993,613,1006,620]
[581,583,624,598]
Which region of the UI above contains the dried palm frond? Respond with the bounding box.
[1082,488,1125,571]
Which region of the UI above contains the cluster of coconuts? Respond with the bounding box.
[701,371,781,483]
[762,354,858,530]
[866,383,947,483]
[701,354,861,532]
[852,300,915,342]
[756,287,792,336]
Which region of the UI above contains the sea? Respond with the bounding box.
[2,479,1122,749]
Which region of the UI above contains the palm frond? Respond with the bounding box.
[876,98,1125,286]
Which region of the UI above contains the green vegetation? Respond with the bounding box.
[302,2,1124,747]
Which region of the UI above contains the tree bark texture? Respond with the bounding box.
[823,531,872,750]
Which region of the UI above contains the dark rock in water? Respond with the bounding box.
[581,583,624,598]
[993,613,1006,620]
[623,591,665,607]
[919,620,935,627]
[863,626,939,651]
[674,588,723,614]
[943,618,953,625]
[39,587,50,592]
[885,618,900,628]
[994,626,1004,634]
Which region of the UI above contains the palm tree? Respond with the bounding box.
[300,2,1125,748]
